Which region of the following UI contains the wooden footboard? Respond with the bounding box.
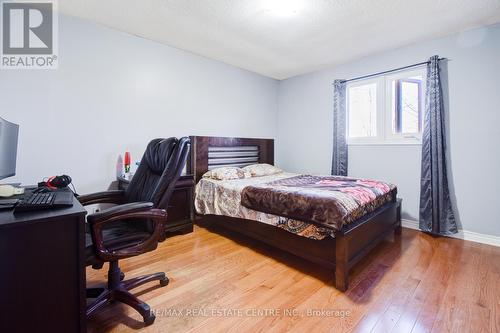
[334,199,401,291]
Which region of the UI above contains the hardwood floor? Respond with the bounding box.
[87,224,500,333]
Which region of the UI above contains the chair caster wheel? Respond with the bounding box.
[160,277,169,287]
[144,313,156,326]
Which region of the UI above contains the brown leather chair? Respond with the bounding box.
[79,137,190,325]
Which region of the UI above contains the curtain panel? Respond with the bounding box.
[331,80,348,176]
[419,55,457,235]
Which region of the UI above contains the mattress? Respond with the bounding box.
[195,172,397,240]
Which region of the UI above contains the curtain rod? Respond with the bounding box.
[338,57,447,84]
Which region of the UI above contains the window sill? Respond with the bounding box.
[348,141,422,147]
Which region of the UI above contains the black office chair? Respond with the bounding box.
[79,137,190,325]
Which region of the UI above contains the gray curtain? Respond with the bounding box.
[419,55,457,235]
[332,79,348,176]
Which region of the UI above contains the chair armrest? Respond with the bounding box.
[87,202,155,224]
[78,190,126,206]
[87,202,168,261]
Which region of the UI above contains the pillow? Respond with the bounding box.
[242,163,282,177]
[202,167,249,180]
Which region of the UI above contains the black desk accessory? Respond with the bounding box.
[0,198,18,210]
[13,187,74,213]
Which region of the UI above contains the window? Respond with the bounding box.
[348,82,377,138]
[347,68,426,144]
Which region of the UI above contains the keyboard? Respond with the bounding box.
[14,188,74,213]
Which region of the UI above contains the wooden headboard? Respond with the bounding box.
[188,136,274,182]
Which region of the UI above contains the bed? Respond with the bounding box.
[188,136,401,291]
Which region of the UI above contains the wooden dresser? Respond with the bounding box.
[117,174,195,235]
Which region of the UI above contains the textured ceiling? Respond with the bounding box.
[58,0,500,79]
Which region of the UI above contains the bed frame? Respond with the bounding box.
[188,136,401,291]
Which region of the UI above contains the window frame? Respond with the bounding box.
[346,67,426,146]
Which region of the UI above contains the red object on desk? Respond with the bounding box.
[124,151,131,173]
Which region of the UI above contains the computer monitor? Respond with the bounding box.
[0,117,19,180]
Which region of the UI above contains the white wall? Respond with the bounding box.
[0,15,278,194]
[277,24,500,237]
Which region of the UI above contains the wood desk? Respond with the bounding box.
[0,194,87,332]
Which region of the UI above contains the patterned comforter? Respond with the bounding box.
[241,175,397,231]
[195,173,397,239]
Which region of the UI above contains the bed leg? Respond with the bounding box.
[335,233,348,292]
[395,198,402,235]
[394,222,402,235]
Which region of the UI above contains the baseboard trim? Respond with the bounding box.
[401,219,500,247]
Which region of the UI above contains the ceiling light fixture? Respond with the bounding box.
[262,0,304,17]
